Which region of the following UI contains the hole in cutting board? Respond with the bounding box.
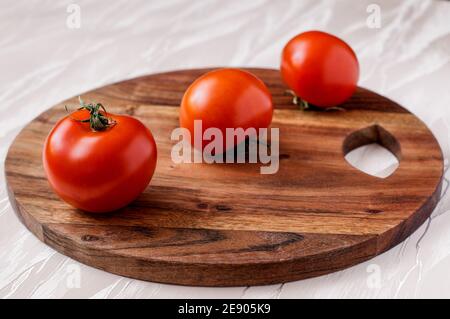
[343,125,401,178]
[345,143,399,178]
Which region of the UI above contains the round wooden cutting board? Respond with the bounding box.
[5,68,443,286]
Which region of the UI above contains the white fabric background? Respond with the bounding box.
[1,0,450,298]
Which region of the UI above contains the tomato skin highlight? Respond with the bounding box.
[43,110,157,213]
[281,31,359,108]
[180,68,273,151]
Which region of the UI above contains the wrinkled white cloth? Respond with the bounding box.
[1,0,450,298]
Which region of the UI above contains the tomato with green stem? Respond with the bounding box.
[281,31,359,108]
[43,98,157,213]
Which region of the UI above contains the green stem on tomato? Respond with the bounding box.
[285,90,310,111]
[65,96,116,132]
[284,90,346,112]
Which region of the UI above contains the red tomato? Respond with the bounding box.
[281,31,359,107]
[180,68,273,151]
[43,102,157,213]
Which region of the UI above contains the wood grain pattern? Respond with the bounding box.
[5,68,443,286]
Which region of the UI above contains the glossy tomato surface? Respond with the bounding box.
[281,31,359,107]
[180,68,273,151]
[43,110,157,213]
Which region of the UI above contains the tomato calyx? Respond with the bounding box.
[66,96,116,132]
[285,90,310,110]
[284,90,346,112]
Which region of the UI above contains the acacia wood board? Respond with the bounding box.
[5,68,443,286]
